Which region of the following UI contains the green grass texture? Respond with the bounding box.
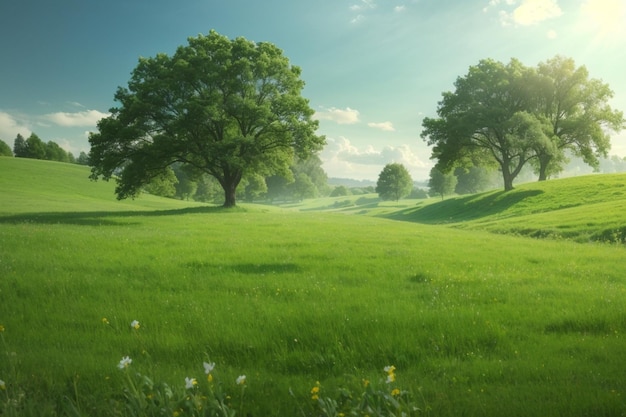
[1,156,625,416]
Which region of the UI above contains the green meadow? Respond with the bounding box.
[1,157,625,416]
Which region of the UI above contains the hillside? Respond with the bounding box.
[0,157,206,215]
[380,174,626,243]
[2,157,625,244]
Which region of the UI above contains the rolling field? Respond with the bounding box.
[0,157,625,416]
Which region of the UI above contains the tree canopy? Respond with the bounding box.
[89,30,325,207]
[0,140,12,156]
[421,56,624,191]
[376,163,413,201]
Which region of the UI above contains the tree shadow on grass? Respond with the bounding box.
[380,189,544,224]
[0,205,232,226]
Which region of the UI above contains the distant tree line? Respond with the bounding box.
[1,133,89,165]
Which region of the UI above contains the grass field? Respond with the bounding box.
[1,157,625,416]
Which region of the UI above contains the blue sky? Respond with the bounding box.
[1,0,625,181]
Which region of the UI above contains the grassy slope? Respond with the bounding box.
[0,157,207,214]
[1,157,625,417]
[377,174,626,243]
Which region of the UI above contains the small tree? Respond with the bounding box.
[330,185,350,197]
[429,167,457,200]
[289,172,316,201]
[76,151,89,165]
[376,163,413,201]
[13,134,27,157]
[0,140,13,156]
[24,133,46,159]
[45,141,69,162]
[243,174,268,202]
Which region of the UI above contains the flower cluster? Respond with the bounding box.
[130,320,140,330]
[309,366,425,417]
[204,361,215,382]
[384,365,396,383]
[184,377,197,390]
[310,381,320,400]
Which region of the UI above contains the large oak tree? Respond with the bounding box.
[89,30,325,207]
[421,56,624,191]
[421,58,551,191]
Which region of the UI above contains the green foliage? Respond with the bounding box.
[329,185,350,197]
[242,174,268,202]
[76,151,89,165]
[422,55,625,190]
[428,167,457,200]
[534,56,624,180]
[376,163,413,201]
[454,166,495,194]
[143,166,179,198]
[88,30,325,207]
[45,141,70,162]
[408,188,429,199]
[12,133,27,157]
[24,133,46,159]
[0,140,12,157]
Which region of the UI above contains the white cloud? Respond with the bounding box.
[489,0,563,26]
[394,5,406,12]
[0,112,32,142]
[321,136,430,180]
[351,0,376,11]
[314,107,360,124]
[367,121,395,131]
[43,110,109,127]
[351,14,365,24]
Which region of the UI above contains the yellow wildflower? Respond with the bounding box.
[0,324,5,332]
[207,373,213,383]
[310,384,320,400]
[384,365,396,383]
[130,320,140,330]
[362,379,370,387]
[391,388,401,397]
[102,318,109,325]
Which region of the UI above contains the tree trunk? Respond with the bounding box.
[223,186,237,207]
[220,176,240,208]
[537,154,551,181]
[501,164,515,191]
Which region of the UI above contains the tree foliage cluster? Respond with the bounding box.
[143,153,329,204]
[376,163,414,201]
[422,56,625,191]
[6,134,89,165]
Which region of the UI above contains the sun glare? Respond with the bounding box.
[580,0,625,40]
